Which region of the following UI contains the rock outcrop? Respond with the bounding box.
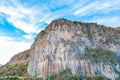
[8,49,30,65]
[27,19,120,80]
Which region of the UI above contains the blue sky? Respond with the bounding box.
[0,0,120,64]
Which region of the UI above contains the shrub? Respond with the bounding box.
[81,48,120,65]
[0,63,28,77]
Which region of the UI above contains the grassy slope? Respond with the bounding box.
[0,63,28,77]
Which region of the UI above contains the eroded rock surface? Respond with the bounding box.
[8,49,30,65]
[27,19,120,80]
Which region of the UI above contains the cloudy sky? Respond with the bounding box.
[0,0,120,64]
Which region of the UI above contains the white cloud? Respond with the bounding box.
[74,1,98,16]
[0,36,31,64]
[0,0,61,34]
[23,34,34,39]
[0,1,42,34]
[74,0,120,16]
[7,17,40,33]
[90,16,120,27]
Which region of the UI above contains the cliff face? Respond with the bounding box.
[27,19,120,80]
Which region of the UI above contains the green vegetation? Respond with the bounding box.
[0,63,43,80]
[46,68,110,80]
[81,48,120,65]
[86,26,93,41]
[46,68,72,80]
[0,64,112,80]
[46,75,110,80]
[0,76,42,80]
[0,63,28,77]
[87,32,93,41]
[73,21,86,25]
[0,76,19,80]
[0,75,110,80]
[40,30,46,36]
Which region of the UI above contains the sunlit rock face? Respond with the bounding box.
[27,19,120,80]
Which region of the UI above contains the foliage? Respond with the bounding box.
[73,21,86,25]
[81,48,120,65]
[0,65,112,80]
[40,30,47,36]
[0,76,43,80]
[46,68,110,80]
[0,76,19,80]
[86,26,93,41]
[46,73,110,80]
[46,68,72,80]
[70,75,110,80]
[0,63,28,77]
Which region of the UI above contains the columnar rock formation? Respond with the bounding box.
[26,19,120,80]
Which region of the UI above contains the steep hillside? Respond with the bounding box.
[0,18,120,80]
[28,19,120,80]
[8,49,30,65]
[0,50,30,76]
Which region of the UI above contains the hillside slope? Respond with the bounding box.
[0,50,30,76]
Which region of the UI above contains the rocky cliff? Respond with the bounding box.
[0,18,120,80]
[27,19,120,80]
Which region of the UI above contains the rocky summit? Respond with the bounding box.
[0,18,120,80]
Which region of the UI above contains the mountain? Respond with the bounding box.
[0,18,120,80]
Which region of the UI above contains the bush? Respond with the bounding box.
[81,48,120,65]
[0,63,28,77]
